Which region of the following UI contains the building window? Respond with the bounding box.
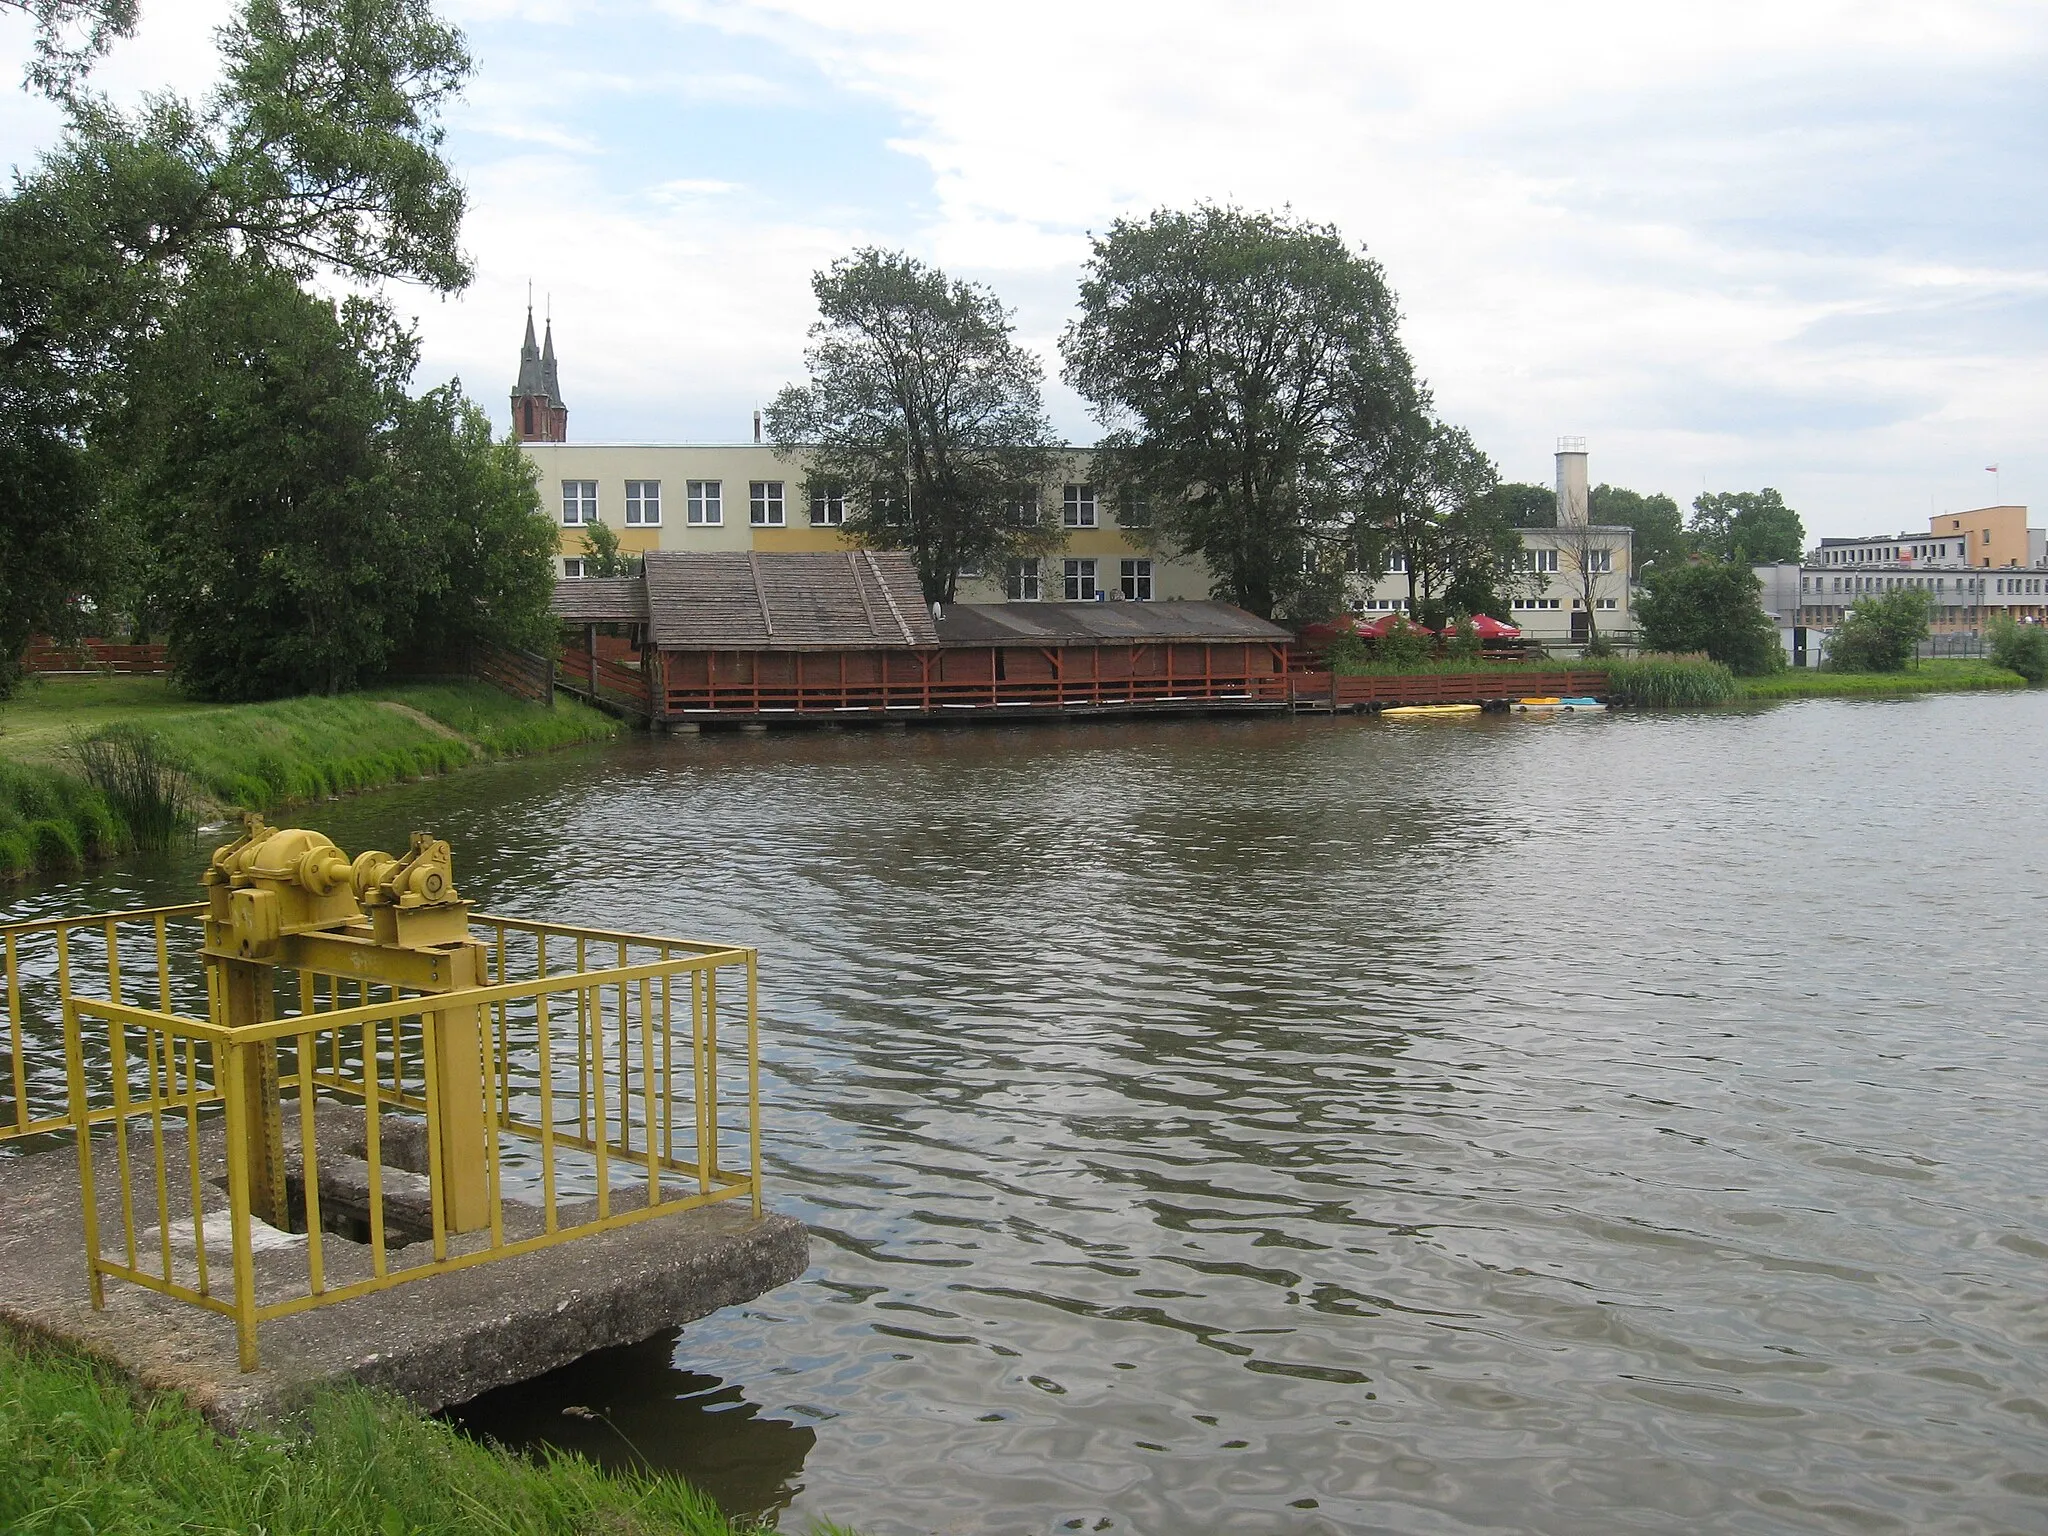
[562,481,597,525]
[1120,559,1153,601]
[561,558,585,578]
[1595,597,1617,610]
[750,481,785,526]
[1005,558,1041,601]
[1117,489,1151,527]
[1523,548,1559,573]
[1063,558,1097,601]
[1063,484,1097,527]
[686,480,722,525]
[1388,551,1407,572]
[810,484,845,525]
[1007,491,1041,527]
[1585,548,1611,573]
[625,481,661,526]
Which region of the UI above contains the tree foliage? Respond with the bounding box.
[1689,488,1805,565]
[1588,483,1686,571]
[767,248,1060,605]
[2,0,136,98]
[1481,481,1555,529]
[1360,398,1513,628]
[1061,205,1413,619]
[100,265,551,698]
[1826,587,1932,674]
[1636,560,1782,675]
[575,519,637,578]
[0,0,491,695]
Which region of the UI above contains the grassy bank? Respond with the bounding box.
[0,677,619,880]
[0,1335,751,1535]
[1737,658,2027,699]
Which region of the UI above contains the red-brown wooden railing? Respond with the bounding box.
[21,638,169,675]
[557,645,651,712]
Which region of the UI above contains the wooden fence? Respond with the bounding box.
[1290,670,1610,709]
[21,638,169,675]
[555,644,651,714]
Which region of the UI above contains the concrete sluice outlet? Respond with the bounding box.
[0,817,808,1429]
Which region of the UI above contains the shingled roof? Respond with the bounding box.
[551,577,649,624]
[934,600,1290,647]
[640,549,940,649]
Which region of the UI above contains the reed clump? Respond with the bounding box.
[70,724,196,855]
[0,759,123,879]
[1600,654,1739,707]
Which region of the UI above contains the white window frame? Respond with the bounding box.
[561,557,585,578]
[1116,489,1150,528]
[1008,491,1041,528]
[686,480,722,526]
[1063,484,1097,528]
[1120,558,1153,601]
[1063,557,1097,601]
[750,481,785,526]
[1586,548,1611,573]
[1005,558,1040,601]
[624,480,661,527]
[810,485,845,526]
[562,481,597,526]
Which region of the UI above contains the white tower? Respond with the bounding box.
[1555,437,1589,527]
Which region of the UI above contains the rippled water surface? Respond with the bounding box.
[12,695,2048,1534]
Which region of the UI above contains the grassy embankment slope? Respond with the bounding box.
[1736,657,2026,699]
[0,676,619,880]
[0,1335,761,1536]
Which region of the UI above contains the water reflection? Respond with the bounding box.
[447,1331,817,1521]
[8,698,2048,1533]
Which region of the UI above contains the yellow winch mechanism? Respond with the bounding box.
[201,817,494,1235]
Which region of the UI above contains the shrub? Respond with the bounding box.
[1988,613,2048,683]
[1601,654,1739,707]
[1374,616,1432,669]
[1637,561,1782,675]
[1445,617,1482,661]
[1826,587,1933,673]
[1321,632,1368,673]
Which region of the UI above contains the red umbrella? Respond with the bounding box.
[1464,614,1521,639]
[1360,612,1436,638]
[1298,614,1368,648]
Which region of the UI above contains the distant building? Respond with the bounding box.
[1756,504,2047,664]
[1344,438,1634,650]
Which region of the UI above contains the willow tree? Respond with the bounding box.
[1060,205,1414,619]
[766,249,1062,606]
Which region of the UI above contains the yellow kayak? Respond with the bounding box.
[1382,703,1483,719]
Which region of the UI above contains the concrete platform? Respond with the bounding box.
[0,1108,809,1431]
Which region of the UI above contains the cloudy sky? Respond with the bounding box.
[4,0,2043,537]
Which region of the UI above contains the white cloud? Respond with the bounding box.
[5,0,2044,534]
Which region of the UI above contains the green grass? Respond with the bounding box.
[0,1334,757,1535]
[1738,658,2027,699]
[0,760,125,881]
[0,678,619,880]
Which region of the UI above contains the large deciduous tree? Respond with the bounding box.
[1588,483,1686,572]
[103,264,552,698]
[766,248,1061,606]
[1689,488,1805,565]
[1636,560,1782,675]
[0,0,491,694]
[1061,205,1413,619]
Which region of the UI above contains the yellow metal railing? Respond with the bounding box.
[3,903,214,1143]
[10,903,760,1370]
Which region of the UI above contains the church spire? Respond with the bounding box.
[510,295,568,443]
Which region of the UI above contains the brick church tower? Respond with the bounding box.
[510,303,568,442]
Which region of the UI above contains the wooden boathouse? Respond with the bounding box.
[550,551,1610,725]
[553,550,1296,724]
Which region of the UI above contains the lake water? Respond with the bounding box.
[8,694,2048,1534]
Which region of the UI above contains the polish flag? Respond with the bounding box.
[1986,465,2000,472]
